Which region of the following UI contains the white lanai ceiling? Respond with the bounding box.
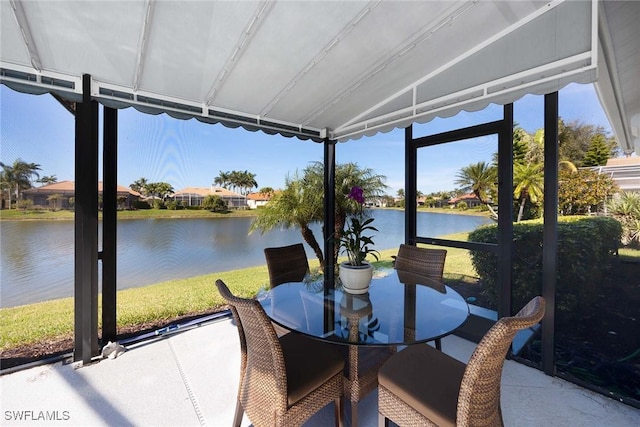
[0,0,638,152]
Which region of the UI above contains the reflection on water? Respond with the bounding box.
[0,210,490,307]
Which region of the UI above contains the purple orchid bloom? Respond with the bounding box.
[348,186,365,204]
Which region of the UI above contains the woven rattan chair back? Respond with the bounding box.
[393,244,447,282]
[216,280,291,425]
[457,296,546,426]
[264,243,310,288]
[377,296,545,427]
[215,281,247,427]
[215,279,344,427]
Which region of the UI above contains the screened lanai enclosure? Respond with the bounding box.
[1,0,639,407]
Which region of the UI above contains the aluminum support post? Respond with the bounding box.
[542,92,559,375]
[74,74,99,363]
[102,107,118,344]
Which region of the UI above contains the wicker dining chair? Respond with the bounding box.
[215,279,345,427]
[393,244,447,282]
[378,296,545,427]
[264,243,310,288]
[394,244,447,350]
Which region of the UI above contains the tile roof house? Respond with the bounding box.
[589,157,640,193]
[22,181,140,209]
[246,192,275,209]
[448,193,482,208]
[172,186,246,209]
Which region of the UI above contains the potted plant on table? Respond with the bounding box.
[338,186,379,294]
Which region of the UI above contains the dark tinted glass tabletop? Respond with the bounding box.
[258,268,469,346]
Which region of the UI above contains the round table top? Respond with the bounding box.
[259,268,470,346]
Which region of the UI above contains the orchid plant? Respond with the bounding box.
[339,186,380,266]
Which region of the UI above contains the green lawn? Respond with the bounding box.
[0,236,482,351]
[0,264,270,350]
[2,222,637,352]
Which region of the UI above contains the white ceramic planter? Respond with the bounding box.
[339,261,373,294]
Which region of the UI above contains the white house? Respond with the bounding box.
[590,156,640,194]
[246,192,274,209]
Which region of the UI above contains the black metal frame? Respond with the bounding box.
[542,92,558,375]
[323,138,336,294]
[74,74,99,363]
[404,105,514,318]
[70,80,556,380]
[102,107,118,344]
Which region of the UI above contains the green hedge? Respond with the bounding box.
[469,216,622,315]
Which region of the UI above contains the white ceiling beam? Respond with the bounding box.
[300,0,477,128]
[133,0,155,92]
[9,0,42,71]
[205,0,274,106]
[333,61,597,141]
[336,0,571,133]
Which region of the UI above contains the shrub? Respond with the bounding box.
[17,199,33,210]
[132,200,151,210]
[165,200,177,210]
[469,216,622,316]
[456,201,468,210]
[203,195,228,212]
[607,192,640,248]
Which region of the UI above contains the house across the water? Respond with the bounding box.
[22,181,141,209]
[172,186,246,209]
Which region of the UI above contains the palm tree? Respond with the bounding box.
[215,170,257,195]
[303,161,387,265]
[146,182,174,201]
[513,162,544,222]
[455,161,498,219]
[130,177,149,195]
[237,170,258,195]
[250,162,387,268]
[213,171,230,189]
[250,172,325,267]
[258,186,274,196]
[606,192,640,246]
[0,168,13,208]
[47,194,64,211]
[228,171,241,193]
[37,175,58,185]
[559,160,578,173]
[0,159,41,209]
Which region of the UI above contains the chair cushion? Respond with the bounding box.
[280,333,345,406]
[378,344,465,427]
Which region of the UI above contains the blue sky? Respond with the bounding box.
[0,83,613,196]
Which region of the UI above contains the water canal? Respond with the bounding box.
[0,209,491,307]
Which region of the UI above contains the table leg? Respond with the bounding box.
[351,400,359,427]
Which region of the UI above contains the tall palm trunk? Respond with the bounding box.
[300,225,324,269]
[517,197,527,222]
[473,190,498,220]
[6,188,12,209]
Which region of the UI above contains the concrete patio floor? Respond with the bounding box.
[1,315,638,427]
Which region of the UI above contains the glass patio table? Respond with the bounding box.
[258,268,469,426]
[258,268,470,346]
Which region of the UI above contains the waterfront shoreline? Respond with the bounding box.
[0,206,491,221]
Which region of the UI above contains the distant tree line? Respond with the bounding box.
[0,159,44,209]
